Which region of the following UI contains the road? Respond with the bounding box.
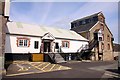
[2,60,120,80]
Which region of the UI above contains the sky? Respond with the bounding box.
[9,0,119,43]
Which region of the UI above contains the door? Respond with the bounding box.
[44,42,51,52]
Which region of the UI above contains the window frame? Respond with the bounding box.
[17,37,30,47]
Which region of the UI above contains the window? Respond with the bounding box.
[107,35,110,42]
[17,37,30,47]
[24,40,28,46]
[93,16,98,21]
[18,39,29,47]
[79,21,82,25]
[34,41,39,49]
[62,41,70,48]
[85,19,91,24]
[82,20,86,24]
[108,44,110,50]
[19,40,23,46]
[99,37,102,41]
[55,42,59,49]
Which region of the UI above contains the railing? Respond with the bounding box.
[88,38,98,50]
[77,45,84,52]
[47,53,55,63]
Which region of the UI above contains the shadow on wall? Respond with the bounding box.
[4,25,13,71]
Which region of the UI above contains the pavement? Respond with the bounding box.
[1,60,120,79]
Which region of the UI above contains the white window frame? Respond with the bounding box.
[18,39,29,47]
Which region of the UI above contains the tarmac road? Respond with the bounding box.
[2,60,120,80]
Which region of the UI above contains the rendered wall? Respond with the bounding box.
[5,34,41,53]
[54,39,88,53]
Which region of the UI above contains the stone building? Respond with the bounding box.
[71,12,114,61]
[0,0,10,72]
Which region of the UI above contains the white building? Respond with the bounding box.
[5,21,88,62]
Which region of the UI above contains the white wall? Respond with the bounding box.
[5,34,88,53]
[54,39,88,53]
[5,34,41,53]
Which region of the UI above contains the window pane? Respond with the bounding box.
[34,41,39,49]
[62,41,69,48]
[66,42,68,47]
[24,40,28,46]
[19,40,23,46]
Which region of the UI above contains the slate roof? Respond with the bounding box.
[71,21,98,33]
[72,12,100,23]
[6,21,88,41]
[71,12,101,33]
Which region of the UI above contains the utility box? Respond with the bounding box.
[32,53,44,62]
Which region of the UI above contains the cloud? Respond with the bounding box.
[50,2,118,42]
[9,2,118,43]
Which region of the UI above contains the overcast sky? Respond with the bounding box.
[9,0,119,43]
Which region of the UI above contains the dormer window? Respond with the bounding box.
[85,19,91,24]
[82,20,86,25]
[79,21,82,25]
[93,16,98,21]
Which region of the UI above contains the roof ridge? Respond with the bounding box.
[71,12,102,23]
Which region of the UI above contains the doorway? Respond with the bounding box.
[43,41,51,53]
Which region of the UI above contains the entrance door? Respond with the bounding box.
[44,42,51,52]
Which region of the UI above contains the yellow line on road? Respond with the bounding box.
[28,63,44,71]
[49,64,56,71]
[37,63,45,67]
[41,63,51,71]
[58,66,62,70]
